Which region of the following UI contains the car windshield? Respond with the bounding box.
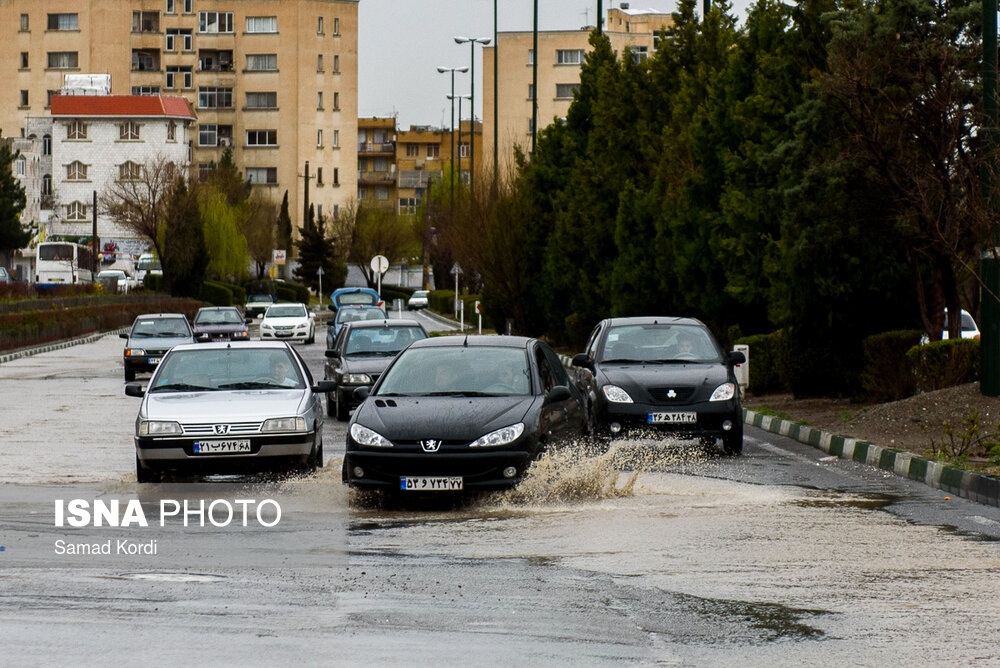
[600,324,722,363]
[336,291,377,307]
[266,305,307,318]
[250,293,276,303]
[345,326,427,356]
[337,307,384,324]
[377,346,531,396]
[150,348,304,391]
[132,318,191,338]
[412,291,428,298]
[195,309,243,325]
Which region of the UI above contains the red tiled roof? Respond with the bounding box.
[50,96,196,120]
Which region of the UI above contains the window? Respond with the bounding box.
[528,83,534,99]
[333,168,339,185]
[166,28,191,51]
[42,174,52,195]
[20,52,28,69]
[374,158,388,172]
[317,91,323,109]
[333,92,340,109]
[21,14,29,31]
[405,144,419,157]
[198,163,213,180]
[43,135,51,155]
[66,201,88,221]
[132,50,158,72]
[15,157,25,177]
[317,129,323,146]
[316,167,323,184]
[246,167,277,184]
[246,54,277,72]
[199,87,233,109]
[427,144,440,158]
[199,124,219,146]
[199,12,234,33]
[317,54,323,71]
[399,197,418,214]
[246,16,277,33]
[333,18,340,35]
[19,91,28,107]
[316,205,322,220]
[333,55,340,73]
[556,49,585,65]
[631,46,648,63]
[132,11,159,33]
[166,66,192,89]
[67,121,87,140]
[120,121,141,141]
[132,86,161,96]
[555,83,580,99]
[246,130,277,146]
[375,186,388,201]
[67,161,88,180]
[47,14,78,31]
[119,161,141,181]
[528,117,535,133]
[459,143,469,158]
[167,121,176,141]
[47,90,59,107]
[317,17,324,33]
[527,49,534,65]
[245,91,277,109]
[183,0,192,13]
[358,186,367,199]
[166,0,175,14]
[333,130,339,147]
[47,52,79,69]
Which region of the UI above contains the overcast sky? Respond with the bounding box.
[358,0,754,129]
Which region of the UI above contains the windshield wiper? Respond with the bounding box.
[156,332,187,337]
[151,383,215,392]
[601,358,642,364]
[217,381,292,390]
[425,391,494,397]
[644,359,703,364]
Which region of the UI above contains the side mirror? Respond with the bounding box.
[324,349,341,359]
[728,350,746,366]
[244,317,253,324]
[546,385,572,403]
[119,333,129,339]
[353,386,371,402]
[257,313,264,319]
[572,353,594,371]
[196,333,210,342]
[312,380,337,393]
[124,383,145,397]
[309,312,316,318]
[328,304,336,312]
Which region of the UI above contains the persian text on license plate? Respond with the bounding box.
[648,412,697,425]
[148,357,161,365]
[400,476,463,491]
[193,439,252,454]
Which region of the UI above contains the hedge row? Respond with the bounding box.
[907,338,980,392]
[0,299,203,352]
[860,330,924,401]
[733,330,790,395]
[427,290,480,319]
[274,280,310,304]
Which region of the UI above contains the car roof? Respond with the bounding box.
[135,312,188,320]
[169,341,293,352]
[197,306,241,312]
[602,316,706,328]
[408,334,533,349]
[346,319,424,330]
[339,304,384,310]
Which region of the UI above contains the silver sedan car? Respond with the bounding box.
[125,341,335,482]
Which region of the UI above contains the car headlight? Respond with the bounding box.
[138,420,182,436]
[710,383,736,402]
[342,373,373,384]
[350,423,393,447]
[232,331,249,339]
[262,417,307,432]
[469,423,524,448]
[296,323,307,329]
[125,348,146,357]
[602,385,633,403]
[261,323,273,330]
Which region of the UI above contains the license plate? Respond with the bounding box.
[648,412,697,424]
[276,332,292,337]
[193,439,251,454]
[148,357,161,365]
[399,476,463,491]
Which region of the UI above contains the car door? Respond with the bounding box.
[541,343,587,437]
[533,343,578,446]
[290,346,323,425]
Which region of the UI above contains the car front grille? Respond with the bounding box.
[273,325,296,331]
[647,387,697,404]
[181,421,264,436]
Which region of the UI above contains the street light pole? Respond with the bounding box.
[455,36,491,197]
[493,0,498,185]
[449,94,471,185]
[436,65,469,213]
[532,0,538,155]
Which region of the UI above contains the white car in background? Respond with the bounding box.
[407,290,430,310]
[942,309,980,340]
[259,303,316,344]
[97,269,136,293]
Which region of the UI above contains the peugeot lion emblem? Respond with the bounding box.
[667,389,677,399]
[213,424,231,435]
[421,439,441,452]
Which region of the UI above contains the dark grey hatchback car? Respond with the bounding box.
[572,317,746,454]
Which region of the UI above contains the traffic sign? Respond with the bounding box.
[272,249,286,265]
[371,255,389,274]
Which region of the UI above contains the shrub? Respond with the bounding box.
[380,285,415,306]
[860,330,924,402]
[198,281,234,306]
[213,281,245,306]
[143,274,164,293]
[906,338,980,392]
[274,280,310,304]
[428,289,455,314]
[734,330,792,395]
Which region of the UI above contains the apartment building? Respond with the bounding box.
[357,117,396,208]
[2,0,359,236]
[482,5,671,175]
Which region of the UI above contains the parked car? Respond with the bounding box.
[323,318,428,420]
[125,341,335,481]
[259,302,316,343]
[245,292,277,319]
[97,269,135,293]
[407,290,430,310]
[572,317,746,455]
[0,267,11,283]
[329,287,382,313]
[326,304,388,348]
[192,306,250,342]
[942,309,980,340]
[135,254,162,286]
[120,313,195,382]
[343,335,591,491]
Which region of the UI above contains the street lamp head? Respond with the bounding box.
[454,36,468,44]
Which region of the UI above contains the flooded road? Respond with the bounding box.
[1,334,999,664]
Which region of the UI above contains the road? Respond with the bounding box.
[1,323,999,665]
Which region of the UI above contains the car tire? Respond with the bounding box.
[315,441,325,469]
[306,328,315,345]
[125,368,136,382]
[335,393,349,422]
[326,392,336,417]
[723,424,744,456]
[135,455,159,483]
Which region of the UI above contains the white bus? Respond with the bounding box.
[35,242,96,288]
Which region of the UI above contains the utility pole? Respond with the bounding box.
[301,161,312,231]
[493,0,498,186]
[598,0,603,33]
[91,190,99,274]
[981,0,1000,395]
[455,36,491,197]
[437,66,468,213]
[532,0,538,155]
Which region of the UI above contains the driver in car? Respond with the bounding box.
[269,356,299,387]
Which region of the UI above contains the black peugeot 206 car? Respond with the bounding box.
[572,317,746,454]
[343,335,591,492]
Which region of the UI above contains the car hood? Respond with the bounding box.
[262,317,309,327]
[340,355,396,375]
[354,396,535,441]
[143,390,306,420]
[127,335,194,350]
[193,323,247,333]
[598,362,731,395]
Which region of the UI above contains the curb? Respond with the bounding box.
[744,409,1000,507]
[0,328,128,365]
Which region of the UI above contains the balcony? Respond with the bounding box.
[198,49,234,72]
[358,171,396,185]
[131,49,161,72]
[358,141,395,156]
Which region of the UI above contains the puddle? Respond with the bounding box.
[675,591,830,642]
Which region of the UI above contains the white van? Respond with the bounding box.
[136,254,163,286]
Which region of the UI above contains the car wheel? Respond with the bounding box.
[326,392,336,417]
[135,455,159,483]
[584,402,597,436]
[335,393,349,421]
[306,327,315,344]
[723,424,744,456]
[125,368,136,382]
[315,441,325,469]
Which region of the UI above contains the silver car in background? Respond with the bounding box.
[125,341,336,482]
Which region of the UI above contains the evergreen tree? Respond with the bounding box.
[294,207,345,295]
[0,142,29,266]
[162,178,208,298]
[277,190,293,280]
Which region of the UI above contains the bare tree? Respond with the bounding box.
[343,203,420,288]
[98,156,178,265]
[240,192,278,279]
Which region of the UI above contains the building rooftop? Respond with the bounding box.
[50,96,196,120]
